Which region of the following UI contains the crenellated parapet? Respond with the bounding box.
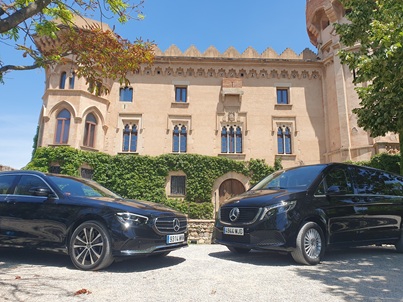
[153,45,318,61]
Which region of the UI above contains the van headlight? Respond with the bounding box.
[116,212,149,227]
[260,200,297,220]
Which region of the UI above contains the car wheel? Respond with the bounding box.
[69,220,114,271]
[395,230,403,253]
[227,246,251,254]
[291,222,325,265]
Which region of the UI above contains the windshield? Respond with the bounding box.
[251,165,326,191]
[49,176,121,198]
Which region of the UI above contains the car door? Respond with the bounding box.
[351,167,402,242]
[313,166,359,244]
[0,174,18,242]
[3,174,56,245]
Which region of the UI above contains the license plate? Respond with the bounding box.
[166,234,185,244]
[224,227,244,236]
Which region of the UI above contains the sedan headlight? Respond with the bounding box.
[116,212,149,227]
[260,200,297,220]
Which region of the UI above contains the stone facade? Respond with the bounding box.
[188,220,214,244]
[33,0,400,206]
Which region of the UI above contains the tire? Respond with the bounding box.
[395,230,403,253]
[69,220,114,271]
[291,222,325,265]
[227,246,251,254]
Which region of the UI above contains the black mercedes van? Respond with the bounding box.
[213,163,403,265]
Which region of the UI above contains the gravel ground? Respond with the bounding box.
[1,244,402,302]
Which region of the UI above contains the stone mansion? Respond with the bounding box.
[33,0,399,203]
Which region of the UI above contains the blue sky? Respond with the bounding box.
[0,0,314,169]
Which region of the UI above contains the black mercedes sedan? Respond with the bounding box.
[0,170,188,270]
[213,163,403,265]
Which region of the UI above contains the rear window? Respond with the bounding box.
[0,175,16,194]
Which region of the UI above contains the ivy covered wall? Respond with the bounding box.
[26,147,280,219]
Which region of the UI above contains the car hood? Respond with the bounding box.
[68,196,185,216]
[221,189,306,208]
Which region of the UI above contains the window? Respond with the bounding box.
[14,175,49,196]
[0,175,16,194]
[221,126,242,153]
[120,87,133,102]
[55,109,71,144]
[171,175,186,195]
[59,72,67,89]
[173,125,187,153]
[323,168,354,194]
[83,113,97,148]
[277,126,292,154]
[175,87,187,102]
[68,72,75,89]
[81,168,94,179]
[276,88,289,104]
[49,166,61,174]
[122,124,138,152]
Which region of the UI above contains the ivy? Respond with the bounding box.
[26,147,279,218]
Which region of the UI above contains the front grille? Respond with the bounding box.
[155,217,187,234]
[220,207,262,225]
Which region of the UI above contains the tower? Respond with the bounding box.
[306,0,399,162]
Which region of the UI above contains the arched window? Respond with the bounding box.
[172,125,187,153]
[55,109,70,144]
[59,72,67,89]
[221,127,227,153]
[119,87,133,102]
[83,113,97,148]
[221,125,243,154]
[68,72,75,89]
[277,126,292,154]
[122,124,138,152]
[235,126,242,153]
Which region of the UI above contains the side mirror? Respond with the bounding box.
[29,187,53,197]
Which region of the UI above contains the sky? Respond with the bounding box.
[0,0,314,169]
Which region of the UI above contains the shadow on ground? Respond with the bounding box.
[0,247,186,273]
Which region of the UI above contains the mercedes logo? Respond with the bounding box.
[173,218,181,232]
[229,208,240,222]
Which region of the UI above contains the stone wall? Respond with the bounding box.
[188,219,215,244]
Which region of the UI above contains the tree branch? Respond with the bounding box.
[0,63,41,73]
[0,0,53,33]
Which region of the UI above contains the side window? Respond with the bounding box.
[14,175,49,196]
[354,168,403,195]
[354,167,388,195]
[389,175,403,196]
[323,168,353,194]
[0,175,16,194]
